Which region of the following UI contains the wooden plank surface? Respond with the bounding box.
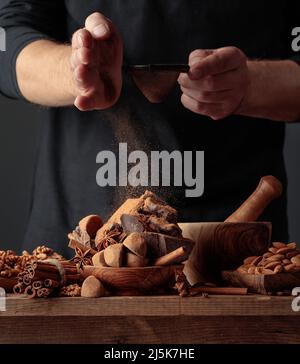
[1,294,298,317]
[0,316,299,344]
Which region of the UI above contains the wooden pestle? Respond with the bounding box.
[225,176,282,222]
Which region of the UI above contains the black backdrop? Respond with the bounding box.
[0,95,299,252]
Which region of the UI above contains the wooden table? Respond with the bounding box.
[0,294,299,344]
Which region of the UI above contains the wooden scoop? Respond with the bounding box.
[225,176,282,223]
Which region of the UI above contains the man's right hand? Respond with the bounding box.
[70,12,123,111]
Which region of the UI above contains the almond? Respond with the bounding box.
[272,242,286,249]
[284,263,300,273]
[262,268,275,275]
[257,259,266,267]
[255,267,264,275]
[286,250,299,259]
[274,265,283,274]
[263,252,273,259]
[266,254,284,262]
[264,261,279,270]
[269,247,278,254]
[276,247,295,255]
[243,256,258,265]
[291,255,300,267]
[251,256,263,266]
[287,242,297,249]
[283,259,291,265]
[247,266,256,274]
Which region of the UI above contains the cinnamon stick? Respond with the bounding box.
[154,247,186,266]
[13,283,24,294]
[14,259,81,298]
[24,285,37,299]
[189,286,248,296]
[30,270,59,281]
[37,288,51,298]
[23,274,32,285]
[34,263,61,274]
[32,280,43,289]
[44,279,60,288]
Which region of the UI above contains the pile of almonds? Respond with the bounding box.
[237,242,300,275]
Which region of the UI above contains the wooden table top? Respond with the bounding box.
[2,294,299,317]
[1,294,299,344]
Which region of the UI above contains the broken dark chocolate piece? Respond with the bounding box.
[120,214,144,234]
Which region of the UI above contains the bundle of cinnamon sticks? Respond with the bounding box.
[13,260,81,298]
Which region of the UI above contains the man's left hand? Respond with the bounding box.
[178,47,250,120]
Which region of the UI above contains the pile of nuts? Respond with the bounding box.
[59,284,81,297]
[0,246,64,278]
[0,250,32,278]
[237,242,300,275]
[32,245,64,261]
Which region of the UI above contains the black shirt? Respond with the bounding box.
[0,0,299,256]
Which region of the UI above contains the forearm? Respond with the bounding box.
[238,60,300,122]
[16,40,76,107]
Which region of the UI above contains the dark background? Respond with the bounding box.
[0,94,299,252]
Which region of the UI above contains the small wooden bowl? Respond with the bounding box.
[222,270,300,295]
[82,265,180,295]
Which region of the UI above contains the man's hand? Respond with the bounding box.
[178,47,250,120]
[71,12,123,111]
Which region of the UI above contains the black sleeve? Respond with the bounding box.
[0,0,67,99]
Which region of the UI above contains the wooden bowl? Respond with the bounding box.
[82,265,181,295]
[179,222,271,285]
[222,270,300,295]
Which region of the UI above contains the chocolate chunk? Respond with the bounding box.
[120,214,144,233]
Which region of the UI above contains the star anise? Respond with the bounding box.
[97,224,127,251]
[69,247,92,270]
